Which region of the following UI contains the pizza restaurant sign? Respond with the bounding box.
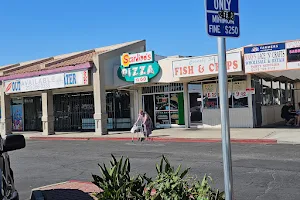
[4,70,89,94]
[118,51,160,83]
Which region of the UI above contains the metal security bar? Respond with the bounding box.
[106,90,131,130]
[23,97,42,131]
[54,92,94,131]
[142,83,183,94]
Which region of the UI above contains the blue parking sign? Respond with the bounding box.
[205,0,240,37]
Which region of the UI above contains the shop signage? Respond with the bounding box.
[286,40,300,49]
[4,70,89,94]
[286,41,300,70]
[203,83,218,99]
[244,43,286,73]
[205,0,240,37]
[172,52,242,78]
[232,81,247,99]
[203,81,248,99]
[246,88,255,95]
[118,51,160,83]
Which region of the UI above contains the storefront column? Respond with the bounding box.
[129,89,142,125]
[93,55,108,135]
[295,83,300,109]
[183,82,190,128]
[246,74,254,128]
[0,85,12,136]
[41,91,54,135]
[137,88,142,111]
[285,82,289,102]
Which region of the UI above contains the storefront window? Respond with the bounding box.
[232,80,248,108]
[169,93,179,110]
[272,81,281,105]
[155,111,170,125]
[203,83,218,109]
[262,79,273,106]
[202,79,248,109]
[11,98,24,131]
[254,79,294,106]
[280,82,286,104]
[153,93,182,127]
[170,111,179,124]
[287,83,292,102]
[155,94,169,110]
[142,84,184,128]
[106,91,131,130]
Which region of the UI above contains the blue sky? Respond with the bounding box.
[0,0,299,66]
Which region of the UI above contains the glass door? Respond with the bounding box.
[155,94,171,128]
[143,95,155,125]
[189,93,202,124]
[188,84,203,125]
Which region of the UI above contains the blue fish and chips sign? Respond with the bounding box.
[118,51,160,83]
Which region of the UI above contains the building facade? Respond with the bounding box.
[0,39,300,136]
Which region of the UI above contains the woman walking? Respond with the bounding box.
[134,110,153,138]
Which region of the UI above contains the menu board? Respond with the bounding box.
[203,83,218,99]
[232,81,247,99]
[155,111,170,125]
[170,93,179,110]
[155,94,169,110]
[170,111,179,124]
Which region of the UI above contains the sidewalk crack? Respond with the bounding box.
[255,172,276,200]
[262,131,277,139]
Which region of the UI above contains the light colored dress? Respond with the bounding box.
[135,113,153,137]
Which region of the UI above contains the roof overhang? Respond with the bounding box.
[0,62,92,81]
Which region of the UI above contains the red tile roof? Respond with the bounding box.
[0,40,145,77]
[2,50,102,76]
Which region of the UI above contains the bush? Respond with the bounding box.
[92,155,150,199]
[92,155,224,200]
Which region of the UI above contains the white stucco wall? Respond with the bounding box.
[261,105,283,126]
[202,108,254,128]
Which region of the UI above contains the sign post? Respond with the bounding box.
[205,0,240,200]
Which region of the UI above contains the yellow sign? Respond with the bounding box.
[121,53,130,67]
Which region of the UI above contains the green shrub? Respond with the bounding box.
[190,175,225,200]
[144,155,190,200]
[92,154,225,200]
[92,154,149,200]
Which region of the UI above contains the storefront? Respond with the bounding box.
[170,51,255,128]
[141,84,185,128]
[244,42,298,126]
[117,51,187,128]
[0,40,147,135]
[2,39,300,136]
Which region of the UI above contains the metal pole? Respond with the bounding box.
[217,37,234,200]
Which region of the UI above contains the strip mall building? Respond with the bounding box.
[0,39,299,135]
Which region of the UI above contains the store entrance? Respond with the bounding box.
[24,96,42,131]
[189,93,202,124]
[142,95,155,124]
[188,84,203,126]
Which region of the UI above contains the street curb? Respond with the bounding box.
[28,136,278,144]
[30,180,99,200]
[30,190,44,200]
[30,181,70,200]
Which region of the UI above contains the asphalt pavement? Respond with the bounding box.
[9,140,300,200]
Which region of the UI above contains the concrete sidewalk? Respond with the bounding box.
[15,127,300,144]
